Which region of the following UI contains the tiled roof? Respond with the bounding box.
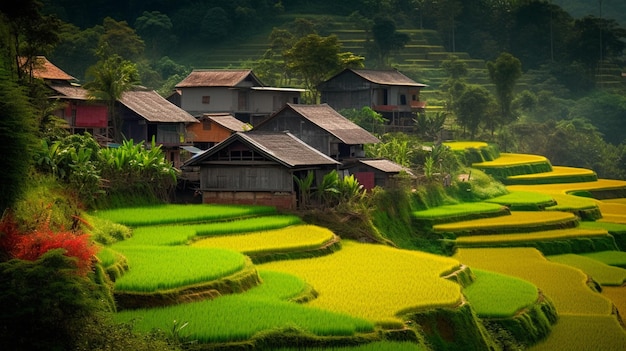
[119,88,198,123]
[203,113,251,132]
[186,131,340,168]
[283,103,380,145]
[23,56,75,81]
[343,68,427,87]
[175,69,261,88]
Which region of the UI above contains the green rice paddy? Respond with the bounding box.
[462,269,538,318]
[91,204,277,226]
[484,191,556,210]
[547,254,626,286]
[112,246,247,292]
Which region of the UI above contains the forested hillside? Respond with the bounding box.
[6,0,626,179]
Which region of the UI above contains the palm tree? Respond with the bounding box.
[84,52,139,142]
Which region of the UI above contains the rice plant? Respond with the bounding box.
[412,202,507,221]
[484,191,556,210]
[115,270,375,343]
[529,315,626,351]
[463,269,538,318]
[91,204,277,227]
[579,250,626,268]
[112,246,247,292]
[191,224,335,255]
[260,240,462,323]
[111,215,304,247]
[454,248,614,315]
[433,211,578,235]
[547,254,626,286]
[504,166,597,185]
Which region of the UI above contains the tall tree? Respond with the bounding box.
[368,16,409,68]
[284,34,363,103]
[455,85,494,140]
[134,11,175,58]
[84,53,139,143]
[98,17,145,61]
[0,57,36,212]
[567,16,626,74]
[487,52,522,125]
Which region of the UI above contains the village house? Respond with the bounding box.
[25,56,199,166]
[253,103,380,160]
[318,68,427,130]
[340,159,415,191]
[24,56,110,143]
[172,69,304,126]
[182,131,340,209]
[186,113,252,150]
[118,87,198,167]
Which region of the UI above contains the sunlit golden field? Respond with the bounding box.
[260,240,463,323]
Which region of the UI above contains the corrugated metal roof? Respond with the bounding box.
[204,113,251,132]
[175,69,261,88]
[344,68,427,87]
[284,103,380,145]
[186,131,340,168]
[119,89,198,123]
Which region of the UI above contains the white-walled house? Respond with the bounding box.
[173,69,303,126]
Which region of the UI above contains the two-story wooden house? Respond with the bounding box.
[173,69,303,126]
[253,103,380,160]
[118,87,199,167]
[318,68,427,130]
[25,56,110,143]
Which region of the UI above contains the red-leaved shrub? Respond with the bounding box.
[0,214,98,276]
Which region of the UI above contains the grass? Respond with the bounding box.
[260,240,463,324]
[90,204,277,226]
[528,315,626,351]
[453,248,615,315]
[111,246,247,292]
[191,224,336,255]
[547,253,626,286]
[462,269,539,318]
[115,270,375,343]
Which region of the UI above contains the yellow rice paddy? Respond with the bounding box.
[472,153,549,167]
[433,211,577,233]
[260,240,463,323]
[454,228,610,245]
[453,247,614,315]
[442,141,490,151]
[191,224,336,255]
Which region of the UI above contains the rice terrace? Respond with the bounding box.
[90,142,626,351]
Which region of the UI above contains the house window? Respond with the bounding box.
[202,119,211,130]
[202,96,211,104]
